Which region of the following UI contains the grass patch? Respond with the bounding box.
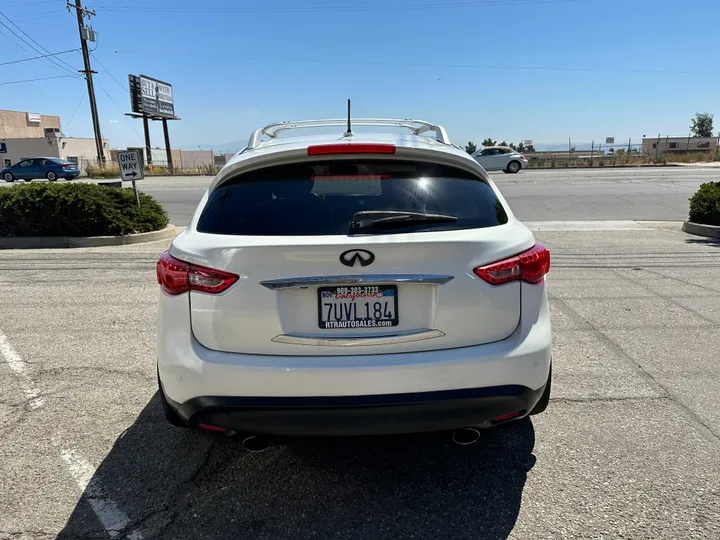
[0,182,168,237]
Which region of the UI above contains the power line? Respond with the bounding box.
[3,1,58,8]
[0,24,30,52]
[65,89,87,129]
[94,77,144,143]
[111,49,720,77]
[10,11,67,22]
[94,0,582,13]
[0,74,77,86]
[0,48,80,66]
[0,11,80,75]
[90,52,129,94]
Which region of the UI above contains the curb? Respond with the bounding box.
[0,225,179,250]
[525,163,681,170]
[682,221,720,239]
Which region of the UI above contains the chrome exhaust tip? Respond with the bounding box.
[452,427,481,446]
[242,435,270,453]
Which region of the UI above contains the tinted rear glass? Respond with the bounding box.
[197,160,508,236]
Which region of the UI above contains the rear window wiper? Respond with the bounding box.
[350,210,458,233]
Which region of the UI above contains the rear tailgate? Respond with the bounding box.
[173,151,535,356]
[172,226,532,356]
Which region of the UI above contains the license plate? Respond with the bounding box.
[318,285,399,330]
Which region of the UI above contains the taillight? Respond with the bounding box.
[473,243,550,285]
[307,143,396,156]
[62,164,72,169]
[156,252,239,295]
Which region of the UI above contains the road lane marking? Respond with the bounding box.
[0,330,43,409]
[1,329,142,539]
[58,445,144,539]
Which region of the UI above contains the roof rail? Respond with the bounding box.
[246,118,451,150]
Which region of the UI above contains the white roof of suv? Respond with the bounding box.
[213,118,487,191]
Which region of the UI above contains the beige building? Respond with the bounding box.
[642,136,719,154]
[0,109,61,139]
[1,135,110,173]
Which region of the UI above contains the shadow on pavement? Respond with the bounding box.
[684,237,720,246]
[59,393,536,540]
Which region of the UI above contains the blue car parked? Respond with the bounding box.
[2,157,80,182]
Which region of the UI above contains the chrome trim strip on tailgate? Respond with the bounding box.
[260,274,454,290]
[271,329,446,347]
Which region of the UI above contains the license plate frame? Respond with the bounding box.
[317,285,399,330]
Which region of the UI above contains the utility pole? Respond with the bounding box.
[67,1,104,166]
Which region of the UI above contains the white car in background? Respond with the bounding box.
[472,146,529,173]
[156,117,551,447]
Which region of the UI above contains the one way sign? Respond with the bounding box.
[117,150,144,181]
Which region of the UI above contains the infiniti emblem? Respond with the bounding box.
[339,249,375,267]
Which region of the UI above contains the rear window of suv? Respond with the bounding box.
[197,159,508,236]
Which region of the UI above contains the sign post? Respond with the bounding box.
[117,149,144,206]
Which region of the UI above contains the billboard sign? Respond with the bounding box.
[605,137,615,144]
[129,74,175,117]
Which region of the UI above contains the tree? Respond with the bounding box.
[465,141,478,154]
[690,112,714,138]
[481,138,496,147]
[499,140,508,147]
[517,142,526,152]
[508,142,518,151]
[525,144,535,153]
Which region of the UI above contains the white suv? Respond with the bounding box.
[156,118,551,441]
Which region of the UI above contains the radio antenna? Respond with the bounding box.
[344,99,353,136]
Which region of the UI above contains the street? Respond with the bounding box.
[127,167,719,226]
[2,220,720,538]
[1,166,714,226]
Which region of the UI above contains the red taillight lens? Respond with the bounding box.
[473,243,550,285]
[307,143,396,156]
[492,410,524,423]
[199,423,226,432]
[312,174,391,181]
[156,252,239,295]
[62,164,72,169]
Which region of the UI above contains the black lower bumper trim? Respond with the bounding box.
[167,385,545,436]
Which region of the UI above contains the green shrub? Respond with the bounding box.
[689,182,720,226]
[0,183,168,236]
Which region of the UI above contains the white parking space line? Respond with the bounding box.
[1,329,142,539]
[58,446,144,539]
[0,330,43,409]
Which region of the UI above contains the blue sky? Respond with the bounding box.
[2,0,719,151]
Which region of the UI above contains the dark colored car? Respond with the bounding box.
[1,157,80,182]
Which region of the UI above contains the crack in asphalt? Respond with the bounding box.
[116,437,219,539]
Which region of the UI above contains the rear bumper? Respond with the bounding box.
[166,384,545,436]
[157,281,552,434]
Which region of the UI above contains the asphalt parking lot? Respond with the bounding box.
[2,222,719,539]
